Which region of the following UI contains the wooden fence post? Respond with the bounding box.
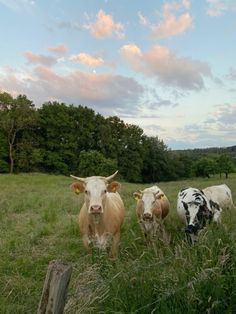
[37,260,72,314]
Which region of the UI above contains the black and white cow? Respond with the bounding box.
[177,187,221,243]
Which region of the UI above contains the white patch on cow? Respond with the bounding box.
[142,192,155,217]
[203,184,235,210]
[93,233,112,250]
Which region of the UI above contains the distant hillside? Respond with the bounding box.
[173,145,236,155]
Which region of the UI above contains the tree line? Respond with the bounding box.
[0,92,235,182]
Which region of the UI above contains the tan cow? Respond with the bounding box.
[70,171,125,258]
[133,185,170,243]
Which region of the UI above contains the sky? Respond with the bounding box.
[0,0,236,150]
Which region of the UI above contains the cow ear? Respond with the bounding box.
[70,182,85,194]
[133,192,142,201]
[156,192,165,200]
[107,181,121,193]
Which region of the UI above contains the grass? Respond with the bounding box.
[0,173,236,313]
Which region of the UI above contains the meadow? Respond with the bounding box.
[0,173,236,314]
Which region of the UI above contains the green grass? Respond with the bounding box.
[0,173,236,313]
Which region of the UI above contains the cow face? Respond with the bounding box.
[134,191,164,221]
[71,177,120,215]
[178,188,213,235]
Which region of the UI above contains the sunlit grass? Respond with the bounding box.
[0,173,236,313]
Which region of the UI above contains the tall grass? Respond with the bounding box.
[0,173,236,313]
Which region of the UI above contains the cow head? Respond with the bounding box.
[70,171,120,216]
[182,197,213,235]
[133,190,164,221]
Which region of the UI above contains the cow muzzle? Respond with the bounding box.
[89,205,103,214]
[185,224,198,234]
[143,212,153,221]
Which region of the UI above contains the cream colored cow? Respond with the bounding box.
[70,171,125,258]
[133,185,170,243]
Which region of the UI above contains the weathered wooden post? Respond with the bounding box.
[37,260,72,314]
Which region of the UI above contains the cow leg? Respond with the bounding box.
[82,235,92,253]
[110,231,120,259]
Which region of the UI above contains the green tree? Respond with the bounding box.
[217,154,234,178]
[193,157,217,178]
[77,150,117,177]
[0,92,37,173]
[141,136,173,182]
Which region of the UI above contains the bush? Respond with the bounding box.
[77,150,118,177]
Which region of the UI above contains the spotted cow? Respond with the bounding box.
[177,187,222,243]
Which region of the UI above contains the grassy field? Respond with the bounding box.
[0,173,236,314]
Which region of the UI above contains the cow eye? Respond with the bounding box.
[85,190,88,194]
[104,189,107,193]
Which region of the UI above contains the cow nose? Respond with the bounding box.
[185,224,196,234]
[90,205,102,213]
[143,212,152,219]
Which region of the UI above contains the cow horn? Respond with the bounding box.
[105,170,119,182]
[70,175,86,182]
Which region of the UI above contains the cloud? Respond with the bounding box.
[56,21,82,30]
[0,65,144,115]
[227,67,236,80]
[0,0,35,11]
[138,12,149,25]
[24,51,57,67]
[48,44,67,54]
[120,43,211,90]
[150,0,192,39]
[69,53,104,67]
[84,9,125,39]
[207,103,236,124]
[173,103,236,149]
[206,0,236,16]
[150,13,192,39]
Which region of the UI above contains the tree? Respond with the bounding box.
[141,136,173,182]
[217,154,234,178]
[77,150,118,177]
[193,157,217,178]
[0,92,37,173]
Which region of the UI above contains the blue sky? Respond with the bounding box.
[0,0,236,149]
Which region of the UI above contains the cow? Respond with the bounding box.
[70,171,125,258]
[133,186,170,243]
[177,187,222,244]
[203,184,235,210]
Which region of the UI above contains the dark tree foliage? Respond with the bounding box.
[141,136,175,182]
[76,150,118,177]
[0,92,37,173]
[0,92,235,182]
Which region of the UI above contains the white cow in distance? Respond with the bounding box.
[203,184,235,210]
[70,170,125,258]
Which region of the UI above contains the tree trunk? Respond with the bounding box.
[9,142,14,173]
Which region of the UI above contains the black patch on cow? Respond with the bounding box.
[182,201,190,224]
[209,200,220,211]
[179,187,189,198]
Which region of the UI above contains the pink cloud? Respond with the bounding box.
[0,65,143,114]
[120,44,211,90]
[85,9,125,39]
[48,43,67,54]
[150,12,192,39]
[150,0,192,39]
[69,53,104,67]
[24,51,57,66]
